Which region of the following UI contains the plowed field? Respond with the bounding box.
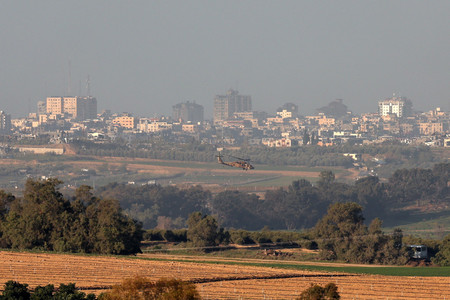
[0,251,448,299]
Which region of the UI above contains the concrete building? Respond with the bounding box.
[37,101,46,115]
[78,96,98,120]
[214,89,251,124]
[172,101,204,123]
[0,111,11,134]
[419,122,446,135]
[277,103,298,118]
[262,137,292,148]
[378,95,412,118]
[138,119,172,133]
[45,96,97,120]
[112,115,136,129]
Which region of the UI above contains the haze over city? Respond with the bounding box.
[1,1,449,118]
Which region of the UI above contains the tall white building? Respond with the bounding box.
[0,111,11,134]
[378,95,412,118]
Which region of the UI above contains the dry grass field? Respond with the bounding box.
[0,251,448,299]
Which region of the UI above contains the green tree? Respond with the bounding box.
[354,176,385,221]
[314,202,367,261]
[1,180,142,255]
[1,178,68,250]
[30,284,54,300]
[0,190,14,217]
[187,212,221,248]
[211,191,263,230]
[318,171,335,187]
[432,234,450,266]
[1,281,30,300]
[53,283,95,300]
[86,198,143,255]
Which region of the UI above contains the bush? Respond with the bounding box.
[0,281,95,300]
[99,276,200,300]
[143,229,187,243]
[257,236,272,245]
[298,283,340,300]
[1,281,30,300]
[143,229,164,241]
[298,239,318,250]
[229,230,255,245]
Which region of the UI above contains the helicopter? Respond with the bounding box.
[216,153,254,170]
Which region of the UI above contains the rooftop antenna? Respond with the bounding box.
[67,60,72,95]
[86,75,91,97]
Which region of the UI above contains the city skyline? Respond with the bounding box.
[1,1,449,118]
[2,89,449,121]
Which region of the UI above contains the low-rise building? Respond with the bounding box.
[112,115,136,129]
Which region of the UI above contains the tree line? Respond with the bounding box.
[0,278,341,300]
[72,139,441,168]
[0,179,142,255]
[96,163,449,231]
[165,204,450,266]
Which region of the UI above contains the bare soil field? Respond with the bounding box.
[0,251,448,299]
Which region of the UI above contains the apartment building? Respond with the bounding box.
[378,96,412,118]
[214,89,251,124]
[0,111,11,134]
[45,96,97,120]
[112,115,136,129]
[172,101,204,123]
[419,122,446,135]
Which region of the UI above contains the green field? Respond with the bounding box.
[135,256,450,277]
[384,212,450,239]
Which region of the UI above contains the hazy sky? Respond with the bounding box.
[1,1,449,118]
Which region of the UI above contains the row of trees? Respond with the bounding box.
[0,281,96,300]
[0,179,142,254]
[98,163,449,231]
[73,139,440,168]
[183,204,450,266]
[183,203,411,265]
[0,278,340,300]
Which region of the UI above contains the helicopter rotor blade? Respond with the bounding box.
[228,154,251,161]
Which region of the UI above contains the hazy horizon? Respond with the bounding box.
[1,1,449,118]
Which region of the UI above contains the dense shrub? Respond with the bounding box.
[432,234,450,266]
[99,276,200,300]
[298,283,340,300]
[0,281,96,300]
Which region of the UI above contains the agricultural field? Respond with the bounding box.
[0,251,449,299]
[0,155,345,194]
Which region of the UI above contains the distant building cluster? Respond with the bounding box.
[43,96,97,121]
[2,90,449,148]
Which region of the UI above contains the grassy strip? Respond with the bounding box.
[111,158,332,173]
[133,256,450,277]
